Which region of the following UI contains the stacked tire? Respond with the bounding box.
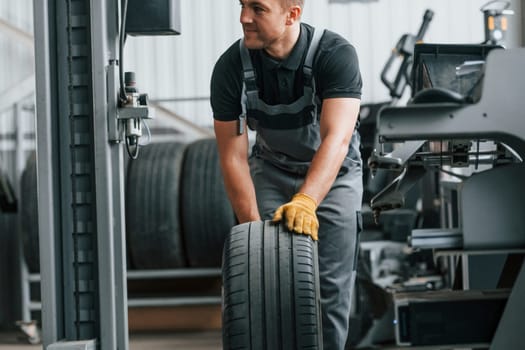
[126,142,188,269]
[126,138,235,269]
[181,138,236,267]
[222,221,323,350]
[20,152,39,273]
[19,138,236,271]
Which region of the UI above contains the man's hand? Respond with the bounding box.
[272,193,319,240]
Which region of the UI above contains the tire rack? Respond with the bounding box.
[18,138,228,339]
[0,97,39,342]
[21,268,222,315]
[29,0,232,348]
[4,111,225,340]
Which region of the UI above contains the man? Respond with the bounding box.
[211,0,363,348]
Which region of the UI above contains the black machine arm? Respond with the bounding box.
[380,9,434,99]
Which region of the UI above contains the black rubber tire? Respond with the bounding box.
[222,220,323,349]
[20,152,39,273]
[126,142,187,269]
[0,167,17,213]
[181,138,236,267]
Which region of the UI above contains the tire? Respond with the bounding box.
[181,138,236,267]
[222,220,323,349]
[126,142,187,269]
[0,167,17,213]
[20,152,39,273]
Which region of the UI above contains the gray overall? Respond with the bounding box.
[239,29,363,350]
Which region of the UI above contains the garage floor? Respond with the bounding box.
[1,330,492,349]
[0,331,222,350]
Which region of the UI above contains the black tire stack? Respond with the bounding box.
[181,138,236,267]
[222,221,323,350]
[125,138,235,269]
[126,142,188,269]
[20,152,39,273]
[19,137,236,272]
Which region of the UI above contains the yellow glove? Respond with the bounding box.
[272,193,319,241]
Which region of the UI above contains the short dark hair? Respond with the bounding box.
[284,0,304,8]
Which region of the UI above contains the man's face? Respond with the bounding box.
[239,0,290,50]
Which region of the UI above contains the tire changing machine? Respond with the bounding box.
[371,47,525,348]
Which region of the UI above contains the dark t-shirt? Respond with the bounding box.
[211,23,362,122]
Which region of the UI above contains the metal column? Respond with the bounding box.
[522,0,525,46]
[33,0,127,349]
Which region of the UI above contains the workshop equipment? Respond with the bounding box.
[380,9,434,101]
[375,47,525,349]
[395,289,509,346]
[369,43,503,221]
[481,0,514,46]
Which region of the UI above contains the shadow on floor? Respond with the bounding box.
[0,330,222,350]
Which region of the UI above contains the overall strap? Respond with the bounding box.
[303,28,324,84]
[239,39,257,92]
[237,28,325,134]
[238,39,254,134]
[304,28,324,124]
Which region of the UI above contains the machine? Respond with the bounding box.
[370,45,525,348]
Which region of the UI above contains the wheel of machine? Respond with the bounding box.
[181,138,236,267]
[222,220,323,349]
[20,152,39,273]
[126,142,187,269]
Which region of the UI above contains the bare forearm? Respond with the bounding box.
[221,159,261,223]
[299,97,360,204]
[214,120,261,223]
[299,135,349,203]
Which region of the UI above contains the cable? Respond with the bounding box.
[119,0,129,105]
[138,119,151,146]
[126,136,140,160]
[119,0,143,159]
[438,167,469,181]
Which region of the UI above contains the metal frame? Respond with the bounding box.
[23,268,222,312]
[91,0,129,348]
[377,48,525,158]
[0,96,33,331]
[522,0,525,46]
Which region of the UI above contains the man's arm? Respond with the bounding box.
[272,97,360,239]
[299,97,361,203]
[214,119,261,223]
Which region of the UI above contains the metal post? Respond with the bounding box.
[521,0,525,46]
[90,0,129,348]
[14,101,31,323]
[33,0,129,348]
[33,0,62,344]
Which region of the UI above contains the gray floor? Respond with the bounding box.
[0,331,222,350]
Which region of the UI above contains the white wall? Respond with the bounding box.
[124,0,523,127]
[0,0,522,128]
[0,0,34,93]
